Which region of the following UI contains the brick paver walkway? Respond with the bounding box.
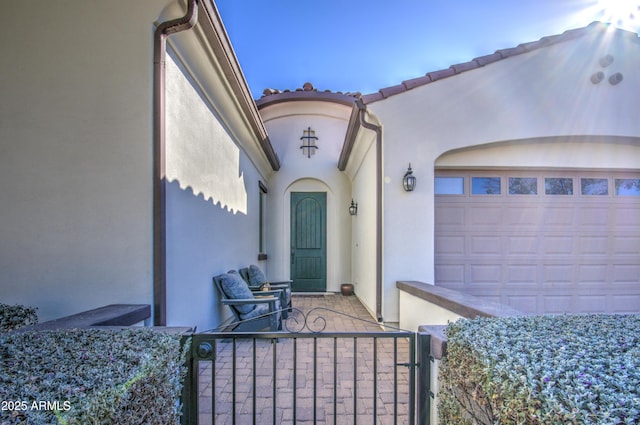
[197,294,413,424]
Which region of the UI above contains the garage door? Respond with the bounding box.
[435,170,640,315]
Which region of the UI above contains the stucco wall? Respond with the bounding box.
[350,135,379,318]
[436,137,640,169]
[164,53,266,329]
[367,28,640,323]
[260,101,353,291]
[398,291,462,331]
[0,0,168,321]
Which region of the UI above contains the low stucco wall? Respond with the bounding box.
[397,280,524,331]
[399,280,524,424]
[399,290,463,331]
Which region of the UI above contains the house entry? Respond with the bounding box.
[290,192,327,292]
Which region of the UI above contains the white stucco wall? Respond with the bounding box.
[0,0,171,321]
[164,52,268,329]
[366,27,640,324]
[398,291,462,331]
[436,137,640,169]
[165,52,248,215]
[260,101,353,291]
[350,133,379,318]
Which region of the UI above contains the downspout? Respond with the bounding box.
[355,99,383,322]
[153,0,198,326]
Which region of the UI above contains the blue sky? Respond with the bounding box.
[216,0,640,99]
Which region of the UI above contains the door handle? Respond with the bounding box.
[291,249,295,264]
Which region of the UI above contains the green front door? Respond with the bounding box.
[290,192,327,292]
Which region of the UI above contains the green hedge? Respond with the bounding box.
[0,303,38,332]
[439,314,640,425]
[0,328,190,425]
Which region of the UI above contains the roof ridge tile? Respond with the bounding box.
[427,68,455,82]
[402,75,432,90]
[495,45,527,58]
[378,84,406,98]
[361,92,384,103]
[260,81,362,101]
[517,38,550,51]
[473,52,503,66]
[450,60,480,74]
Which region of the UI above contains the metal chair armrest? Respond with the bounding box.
[252,289,284,296]
[221,297,278,305]
[270,280,292,285]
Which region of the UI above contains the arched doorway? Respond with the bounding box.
[290,192,327,291]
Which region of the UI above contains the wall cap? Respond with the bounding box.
[397,280,524,320]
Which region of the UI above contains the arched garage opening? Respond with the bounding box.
[434,138,640,315]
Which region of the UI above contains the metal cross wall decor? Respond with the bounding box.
[300,127,318,158]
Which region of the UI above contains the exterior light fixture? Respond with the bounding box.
[349,199,358,216]
[402,163,416,192]
[300,127,318,158]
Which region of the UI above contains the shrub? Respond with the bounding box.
[0,303,38,333]
[0,328,190,425]
[439,314,640,425]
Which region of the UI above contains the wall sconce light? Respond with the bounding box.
[349,199,358,216]
[300,127,319,158]
[402,163,416,192]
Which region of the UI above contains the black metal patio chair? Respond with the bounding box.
[239,264,292,317]
[213,271,282,332]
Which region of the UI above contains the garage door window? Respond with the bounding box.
[472,177,501,195]
[545,178,573,195]
[509,177,537,195]
[435,177,464,195]
[615,179,640,196]
[581,178,608,195]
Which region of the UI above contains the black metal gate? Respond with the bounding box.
[180,309,429,424]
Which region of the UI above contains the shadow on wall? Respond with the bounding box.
[166,175,247,215]
[165,49,248,215]
[165,179,258,330]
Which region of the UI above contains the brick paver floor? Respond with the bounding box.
[197,294,414,424]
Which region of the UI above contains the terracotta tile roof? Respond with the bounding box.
[257,22,638,107]
[259,82,361,99]
[256,81,362,109]
[361,21,637,104]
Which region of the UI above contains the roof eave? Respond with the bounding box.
[256,90,359,110]
[200,1,280,171]
[338,103,362,171]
